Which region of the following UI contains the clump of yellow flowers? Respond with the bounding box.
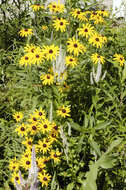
[10,107,68,188]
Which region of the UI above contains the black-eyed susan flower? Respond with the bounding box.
[65,55,78,68]
[53,18,69,32]
[15,123,27,136]
[50,150,61,163]
[113,54,125,66]
[36,157,46,170]
[49,131,59,143]
[43,45,59,61]
[19,53,32,67]
[18,28,33,37]
[28,114,38,123]
[90,14,105,25]
[30,4,44,11]
[91,53,105,64]
[9,157,19,172]
[40,73,54,85]
[39,119,52,134]
[67,37,86,57]
[11,172,20,185]
[57,105,70,118]
[24,44,38,54]
[96,10,109,17]
[31,49,45,65]
[88,33,107,48]
[33,108,46,120]
[22,137,33,148]
[48,2,64,13]
[20,154,31,170]
[51,122,60,133]
[70,8,82,19]
[38,172,51,187]
[37,139,51,154]
[27,123,39,135]
[13,112,23,122]
[78,23,95,39]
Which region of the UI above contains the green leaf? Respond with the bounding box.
[67,182,75,190]
[95,121,111,130]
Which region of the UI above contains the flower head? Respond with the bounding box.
[40,74,54,85]
[57,105,71,118]
[113,54,125,66]
[67,37,86,56]
[18,28,33,37]
[53,18,69,32]
[91,53,105,64]
[78,23,95,39]
[43,45,59,61]
[13,112,23,122]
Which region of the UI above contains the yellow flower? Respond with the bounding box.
[90,14,105,25]
[18,28,33,37]
[43,45,59,61]
[28,113,38,123]
[88,33,107,48]
[20,154,31,170]
[78,12,88,22]
[96,10,109,17]
[91,53,105,64]
[70,8,82,19]
[57,105,71,118]
[24,44,38,53]
[67,37,86,57]
[9,157,19,172]
[48,2,64,13]
[51,122,60,133]
[40,74,54,85]
[30,4,44,11]
[36,157,46,169]
[39,119,52,134]
[22,137,33,148]
[13,112,23,122]
[15,123,27,136]
[27,123,40,135]
[19,53,32,67]
[11,172,20,185]
[42,25,48,31]
[78,23,95,39]
[113,54,125,66]
[33,108,46,120]
[38,172,51,187]
[31,49,45,65]
[65,55,78,68]
[37,139,51,154]
[50,150,61,163]
[53,18,69,32]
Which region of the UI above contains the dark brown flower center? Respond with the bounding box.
[15,177,19,181]
[26,161,30,165]
[24,29,28,32]
[62,109,66,113]
[52,133,56,138]
[77,11,80,14]
[39,112,42,116]
[120,58,123,61]
[28,141,32,145]
[13,166,16,169]
[17,116,20,118]
[44,124,47,128]
[69,58,73,62]
[53,5,56,8]
[25,56,29,60]
[43,177,47,181]
[54,153,57,157]
[36,54,40,58]
[32,125,37,130]
[60,22,63,25]
[95,38,99,42]
[31,49,35,53]
[21,127,25,131]
[49,49,53,54]
[43,143,47,147]
[97,55,100,58]
[47,75,50,79]
[93,12,97,15]
[33,117,37,121]
[54,125,58,130]
[84,29,88,32]
[74,43,78,48]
